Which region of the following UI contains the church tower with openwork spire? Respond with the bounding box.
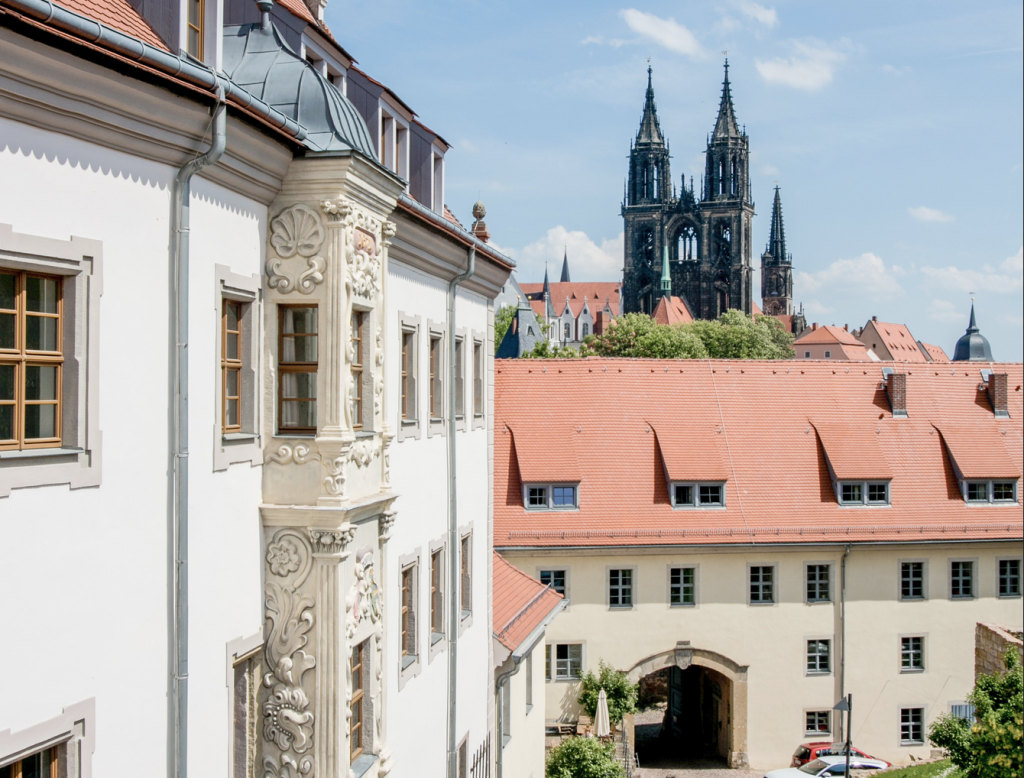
[760,186,794,316]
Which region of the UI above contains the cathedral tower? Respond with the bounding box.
[760,186,793,315]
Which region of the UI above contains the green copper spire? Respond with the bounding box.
[660,244,672,297]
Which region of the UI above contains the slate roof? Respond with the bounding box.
[494,359,1023,548]
[493,552,564,653]
[520,282,621,319]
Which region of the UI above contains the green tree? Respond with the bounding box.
[523,339,581,359]
[494,304,517,353]
[929,648,1023,778]
[581,313,707,359]
[546,736,625,778]
[686,310,794,359]
[577,661,639,725]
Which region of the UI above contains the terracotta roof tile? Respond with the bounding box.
[494,360,1023,548]
[920,342,950,362]
[651,419,729,481]
[508,423,581,482]
[54,0,169,50]
[812,420,894,480]
[796,325,863,347]
[653,296,694,326]
[521,282,621,318]
[860,320,929,363]
[492,552,564,652]
[935,425,1020,480]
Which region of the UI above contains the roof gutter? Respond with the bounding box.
[1,0,307,141]
[396,195,515,271]
[170,82,228,778]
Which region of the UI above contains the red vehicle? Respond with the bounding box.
[791,743,889,768]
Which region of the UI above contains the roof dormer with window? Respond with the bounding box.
[935,425,1020,506]
[650,420,731,510]
[507,424,581,512]
[812,420,894,507]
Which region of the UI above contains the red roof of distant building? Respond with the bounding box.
[751,300,763,316]
[920,342,950,362]
[796,325,863,346]
[859,320,929,362]
[53,0,169,50]
[494,359,1023,548]
[653,296,694,325]
[493,552,564,653]
[520,282,621,318]
[774,314,796,333]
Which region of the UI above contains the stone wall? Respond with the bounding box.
[975,622,1024,678]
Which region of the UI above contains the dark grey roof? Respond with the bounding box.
[559,250,571,283]
[952,304,993,361]
[497,300,544,359]
[764,186,787,265]
[222,22,376,157]
[636,67,664,145]
[712,59,741,140]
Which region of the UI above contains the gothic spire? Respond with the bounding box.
[712,59,740,140]
[766,186,787,264]
[636,66,665,145]
[560,249,571,283]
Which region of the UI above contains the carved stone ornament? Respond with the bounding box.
[320,198,354,222]
[378,510,396,540]
[266,255,326,295]
[349,439,380,468]
[323,454,348,499]
[265,444,321,466]
[262,529,316,778]
[266,204,327,295]
[306,526,356,556]
[345,547,382,640]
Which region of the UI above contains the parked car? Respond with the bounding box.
[792,743,888,767]
[767,755,891,778]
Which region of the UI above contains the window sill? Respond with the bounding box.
[431,632,444,646]
[223,432,258,442]
[997,593,1022,599]
[900,668,925,674]
[805,671,831,677]
[609,604,633,610]
[402,655,418,670]
[670,602,696,608]
[900,596,927,602]
[351,754,377,778]
[274,433,315,439]
[0,447,83,460]
[900,742,925,748]
[502,735,511,749]
[950,595,975,600]
[807,599,832,605]
[526,703,534,715]
[461,609,471,621]
[749,601,775,606]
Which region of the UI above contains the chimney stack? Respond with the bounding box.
[872,315,878,322]
[886,372,908,418]
[812,322,818,331]
[987,373,1009,418]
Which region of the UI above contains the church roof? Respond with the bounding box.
[711,59,741,140]
[493,359,1023,549]
[520,282,621,319]
[636,66,665,145]
[953,304,994,362]
[559,250,571,283]
[652,295,693,326]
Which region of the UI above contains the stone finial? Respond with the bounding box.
[470,201,490,243]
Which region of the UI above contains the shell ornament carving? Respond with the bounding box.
[272,204,325,258]
[262,529,316,778]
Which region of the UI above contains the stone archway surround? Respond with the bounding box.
[627,644,749,769]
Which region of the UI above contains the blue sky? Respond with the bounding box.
[328,1,1024,360]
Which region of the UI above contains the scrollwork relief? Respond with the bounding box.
[272,204,325,258]
[266,255,326,295]
[323,455,347,498]
[349,439,380,468]
[345,547,382,640]
[266,444,321,466]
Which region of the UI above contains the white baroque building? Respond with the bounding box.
[0,1,514,777]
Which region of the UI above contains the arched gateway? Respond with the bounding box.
[627,643,749,769]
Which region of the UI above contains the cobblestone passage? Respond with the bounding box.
[633,709,764,778]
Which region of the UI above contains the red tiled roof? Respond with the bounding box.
[920,342,950,363]
[812,420,894,480]
[520,282,621,318]
[860,320,929,362]
[935,425,1020,480]
[653,296,694,326]
[493,552,564,653]
[752,301,763,316]
[775,314,796,333]
[443,205,463,228]
[796,325,863,347]
[508,423,581,482]
[651,419,729,481]
[494,360,1023,548]
[54,0,169,50]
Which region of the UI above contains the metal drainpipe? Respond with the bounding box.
[446,246,476,778]
[171,84,227,778]
[839,543,851,743]
[493,661,521,778]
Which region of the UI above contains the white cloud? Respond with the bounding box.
[882,64,911,75]
[920,246,1023,293]
[760,163,779,175]
[581,35,626,47]
[504,226,624,282]
[755,40,845,90]
[928,299,966,323]
[458,138,479,154]
[908,205,954,223]
[736,0,778,27]
[796,252,904,299]
[803,300,835,316]
[619,9,705,59]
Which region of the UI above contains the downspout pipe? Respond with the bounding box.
[446,246,476,778]
[171,84,227,778]
[839,543,851,742]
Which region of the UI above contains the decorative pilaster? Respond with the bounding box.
[375,510,396,775]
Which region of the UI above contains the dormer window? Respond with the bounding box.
[672,482,725,508]
[838,480,889,506]
[965,480,1018,505]
[523,483,578,510]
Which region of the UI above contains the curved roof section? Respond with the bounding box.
[223,21,376,157]
[953,305,993,362]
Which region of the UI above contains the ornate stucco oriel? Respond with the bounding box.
[260,154,405,778]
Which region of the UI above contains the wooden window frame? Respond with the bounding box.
[2,747,59,778]
[221,299,243,433]
[430,548,444,643]
[400,564,417,667]
[0,270,63,451]
[351,310,364,430]
[429,334,443,420]
[401,330,414,420]
[277,305,318,435]
[186,0,204,59]
[460,533,472,619]
[350,639,365,760]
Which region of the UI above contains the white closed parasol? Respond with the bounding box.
[595,688,611,738]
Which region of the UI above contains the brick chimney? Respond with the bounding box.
[811,322,818,331]
[987,373,1009,418]
[886,372,908,418]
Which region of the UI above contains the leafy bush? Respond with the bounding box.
[546,736,625,778]
[577,661,638,724]
[494,304,517,352]
[929,648,1023,778]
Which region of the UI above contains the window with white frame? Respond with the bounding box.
[539,569,566,597]
[900,708,924,744]
[380,111,395,171]
[965,479,1018,504]
[950,703,975,722]
[472,339,484,420]
[432,152,444,213]
[749,565,774,604]
[901,562,925,600]
[805,710,831,735]
[546,643,582,680]
[429,332,443,421]
[806,564,831,603]
[454,336,465,421]
[670,567,696,606]
[999,559,1021,597]
[838,480,890,505]
[430,547,444,645]
[671,482,725,508]
[806,639,831,674]
[609,569,633,608]
[950,560,974,598]
[400,562,418,669]
[523,483,578,510]
[901,636,924,671]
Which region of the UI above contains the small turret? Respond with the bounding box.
[952,303,994,361]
